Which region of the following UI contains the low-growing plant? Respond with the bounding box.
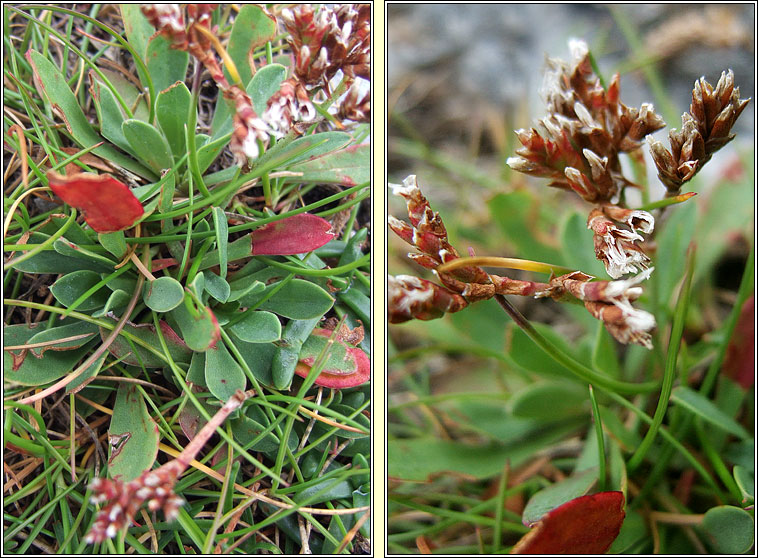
[388,36,752,554]
[4,4,370,554]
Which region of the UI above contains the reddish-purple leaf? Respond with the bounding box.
[723,294,754,390]
[47,170,144,233]
[294,327,370,389]
[511,491,625,554]
[250,213,334,255]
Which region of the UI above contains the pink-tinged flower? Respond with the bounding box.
[46,170,144,233]
[85,390,250,544]
[263,78,316,137]
[538,269,656,349]
[338,83,370,123]
[388,274,468,323]
[281,4,370,89]
[226,85,271,165]
[588,206,653,279]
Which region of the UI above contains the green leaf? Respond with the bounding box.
[388,421,581,481]
[143,276,185,312]
[211,5,277,135]
[53,238,115,270]
[204,339,247,401]
[508,381,587,420]
[230,414,280,453]
[256,131,352,170]
[9,234,102,273]
[733,465,754,504]
[26,50,154,179]
[92,289,131,318]
[51,270,110,310]
[228,311,281,343]
[156,81,192,160]
[146,36,189,96]
[227,275,266,302]
[108,384,160,481]
[702,506,754,554]
[250,64,288,115]
[98,231,128,259]
[4,324,94,386]
[90,78,135,156]
[225,5,276,86]
[212,206,229,278]
[239,278,334,319]
[100,319,191,368]
[608,509,647,554]
[292,477,353,505]
[521,468,599,526]
[506,322,578,380]
[560,211,607,277]
[204,272,231,303]
[287,144,370,186]
[119,4,154,60]
[670,386,750,440]
[122,119,174,174]
[226,334,276,387]
[653,200,696,309]
[488,191,564,265]
[170,298,221,352]
[27,321,99,356]
[592,321,621,378]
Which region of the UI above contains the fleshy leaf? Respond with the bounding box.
[702,505,755,554]
[99,319,191,368]
[512,491,625,554]
[108,384,159,481]
[522,468,599,526]
[4,323,95,387]
[287,144,370,186]
[51,270,111,311]
[170,296,221,352]
[239,278,334,319]
[294,327,370,389]
[251,213,334,256]
[46,170,144,233]
[228,310,281,343]
[142,276,185,312]
[204,339,247,402]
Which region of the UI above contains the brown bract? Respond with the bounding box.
[46,170,144,233]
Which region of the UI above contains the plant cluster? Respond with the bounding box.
[388,35,752,555]
[4,4,370,553]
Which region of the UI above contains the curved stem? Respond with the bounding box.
[494,294,660,395]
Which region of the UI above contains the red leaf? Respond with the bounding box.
[250,213,334,255]
[723,294,754,390]
[511,491,625,554]
[46,170,144,233]
[293,328,370,389]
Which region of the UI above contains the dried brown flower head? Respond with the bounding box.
[85,390,250,543]
[281,4,370,90]
[648,69,750,194]
[508,40,665,203]
[389,176,656,348]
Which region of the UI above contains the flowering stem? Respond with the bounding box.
[627,245,695,472]
[635,192,697,212]
[437,256,576,277]
[493,295,660,395]
[194,24,242,86]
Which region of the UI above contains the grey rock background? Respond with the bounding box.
[388,4,755,183]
